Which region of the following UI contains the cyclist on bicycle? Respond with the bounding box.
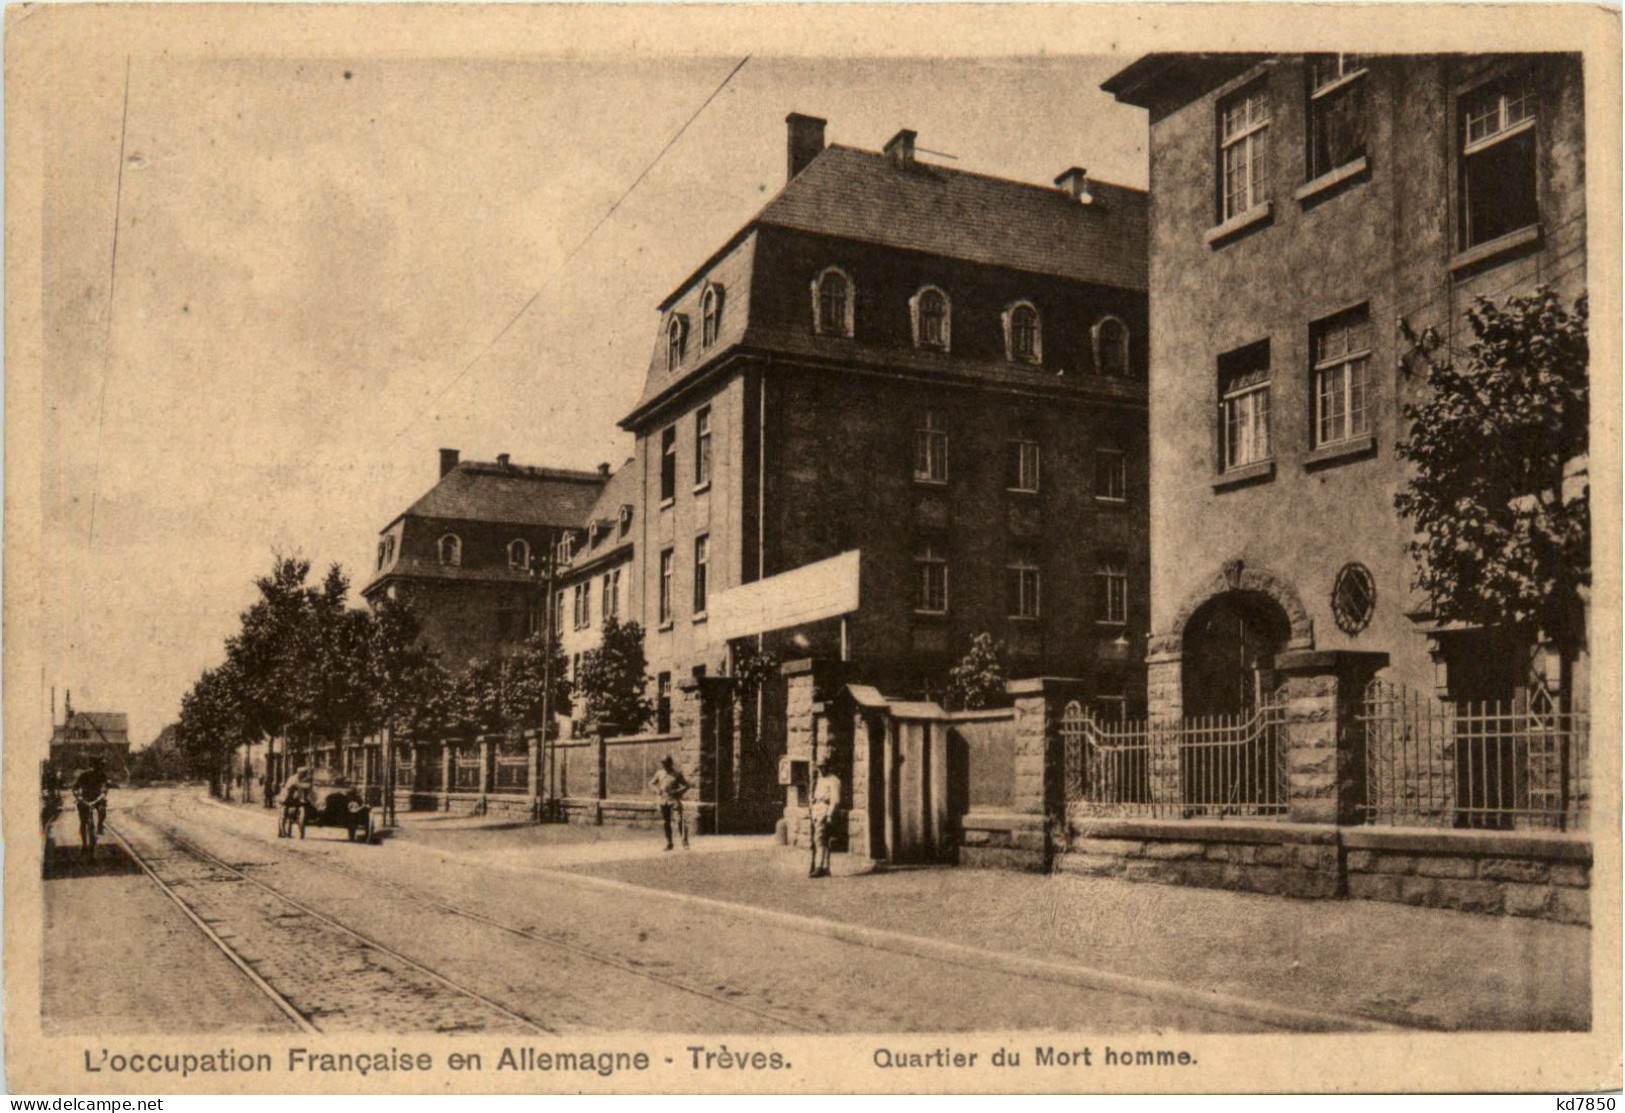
[649,755,691,851]
[72,759,109,854]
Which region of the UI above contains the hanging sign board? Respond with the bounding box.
[707,549,860,642]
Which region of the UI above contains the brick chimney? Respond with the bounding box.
[1055,167,1093,204]
[884,129,917,168]
[786,112,827,182]
[497,453,511,469]
[439,448,460,477]
[597,462,611,478]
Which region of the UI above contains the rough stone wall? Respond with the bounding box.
[1059,820,1589,924]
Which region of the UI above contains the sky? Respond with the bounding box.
[22,8,1154,749]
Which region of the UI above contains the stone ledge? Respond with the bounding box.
[1071,818,1339,846]
[1341,827,1591,863]
[963,808,1046,833]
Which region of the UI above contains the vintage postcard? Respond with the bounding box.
[5,2,1619,1096]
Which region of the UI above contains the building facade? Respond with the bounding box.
[362,448,607,672]
[1103,52,1587,720]
[619,116,1152,726]
[554,458,638,729]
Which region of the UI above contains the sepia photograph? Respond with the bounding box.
[4,2,1619,1096]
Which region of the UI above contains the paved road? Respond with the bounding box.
[46,788,1276,1036]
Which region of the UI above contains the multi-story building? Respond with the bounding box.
[362,448,607,672]
[1102,52,1586,718]
[613,114,1151,816]
[553,458,638,728]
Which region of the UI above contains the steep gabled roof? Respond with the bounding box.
[559,458,638,581]
[754,146,1147,290]
[626,141,1147,428]
[401,461,605,529]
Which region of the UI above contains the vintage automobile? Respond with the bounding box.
[279,773,375,843]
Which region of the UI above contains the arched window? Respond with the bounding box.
[666,315,688,372]
[438,534,461,567]
[1003,301,1042,364]
[811,267,854,338]
[1093,316,1130,376]
[508,538,530,571]
[910,286,951,350]
[700,284,724,347]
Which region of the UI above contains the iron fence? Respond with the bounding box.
[452,745,484,792]
[1359,681,1587,831]
[494,754,529,792]
[1062,698,1288,820]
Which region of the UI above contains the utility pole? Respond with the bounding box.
[533,530,559,823]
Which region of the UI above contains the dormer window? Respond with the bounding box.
[508,538,530,571]
[666,315,689,371]
[1003,301,1042,364]
[812,267,854,338]
[701,284,724,347]
[438,534,462,567]
[376,541,386,570]
[1092,316,1130,376]
[619,504,634,537]
[909,286,951,351]
[386,535,395,563]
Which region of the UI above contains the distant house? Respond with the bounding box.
[361,448,608,671]
[50,709,131,783]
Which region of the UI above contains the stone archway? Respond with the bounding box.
[1146,560,1315,722]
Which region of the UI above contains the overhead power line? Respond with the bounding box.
[389,54,752,446]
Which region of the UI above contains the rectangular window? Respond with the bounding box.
[1461,73,1539,248]
[1006,559,1040,620]
[572,653,581,686]
[658,549,674,625]
[1219,84,1271,221]
[571,584,583,630]
[694,407,712,487]
[603,569,619,623]
[693,535,709,615]
[914,411,948,483]
[1095,449,1127,502]
[581,579,592,629]
[915,542,948,614]
[1218,342,1272,471]
[1006,439,1041,492]
[1096,559,1128,625]
[1313,306,1373,446]
[1307,54,1368,180]
[660,426,677,503]
[553,591,566,637]
[656,672,672,734]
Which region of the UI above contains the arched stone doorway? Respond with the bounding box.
[1181,591,1292,718]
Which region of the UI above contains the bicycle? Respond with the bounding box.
[74,791,106,856]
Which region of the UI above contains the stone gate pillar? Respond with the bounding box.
[1003,678,1087,869]
[1274,650,1389,825]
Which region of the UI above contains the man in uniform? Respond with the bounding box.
[649,755,691,851]
[808,752,842,878]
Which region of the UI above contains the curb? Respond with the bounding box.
[192,790,1400,1033]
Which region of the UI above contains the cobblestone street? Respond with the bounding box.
[47,789,1287,1035]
